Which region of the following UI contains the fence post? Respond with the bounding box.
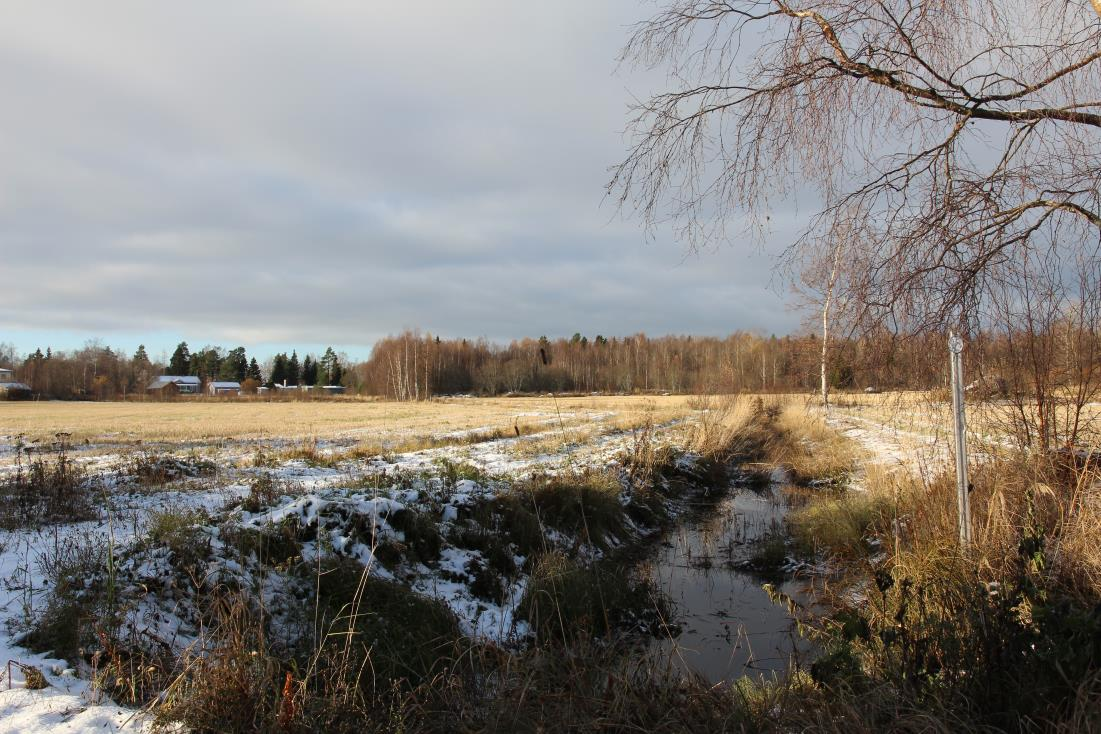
[948,333,972,546]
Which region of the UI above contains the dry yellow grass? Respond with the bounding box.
[0,395,701,445]
[773,403,867,481]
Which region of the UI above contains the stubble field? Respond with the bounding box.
[0,394,703,446]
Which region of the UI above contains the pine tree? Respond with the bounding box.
[320,347,337,385]
[168,342,191,375]
[330,358,343,386]
[133,344,149,365]
[287,351,301,386]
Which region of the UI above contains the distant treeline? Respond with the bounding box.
[5,342,347,400]
[354,329,953,399]
[5,326,1079,401]
[164,342,344,388]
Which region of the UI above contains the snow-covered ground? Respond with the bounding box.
[827,402,1015,488]
[827,412,948,474]
[0,414,697,733]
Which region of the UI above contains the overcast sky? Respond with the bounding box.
[0,1,806,360]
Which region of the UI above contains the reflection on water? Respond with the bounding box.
[644,480,818,684]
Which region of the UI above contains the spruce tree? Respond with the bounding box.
[302,356,318,387]
[270,353,288,387]
[131,344,152,390]
[168,342,191,375]
[247,357,263,383]
[287,351,301,386]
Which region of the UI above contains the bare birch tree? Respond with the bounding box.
[819,235,845,409]
[610,1,1101,337]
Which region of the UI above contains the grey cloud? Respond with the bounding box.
[0,1,806,354]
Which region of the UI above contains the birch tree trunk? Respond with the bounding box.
[820,239,844,411]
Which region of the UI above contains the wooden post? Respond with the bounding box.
[948,333,972,546]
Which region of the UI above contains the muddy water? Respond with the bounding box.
[644,478,819,683]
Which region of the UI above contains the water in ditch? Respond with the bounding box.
[643,475,820,683]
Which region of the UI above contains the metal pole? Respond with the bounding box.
[948,333,972,546]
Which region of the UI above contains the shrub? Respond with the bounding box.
[223,521,303,567]
[434,458,487,486]
[241,472,285,513]
[122,449,216,485]
[146,507,212,570]
[0,434,97,529]
[311,560,467,688]
[513,471,628,550]
[386,508,443,565]
[154,595,287,732]
[23,530,110,662]
[817,545,1101,731]
[465,493,546,560]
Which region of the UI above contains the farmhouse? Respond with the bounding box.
[208,381,241,396]
[147,375,201,395]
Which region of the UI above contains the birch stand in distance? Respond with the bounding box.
[949,333,972,547]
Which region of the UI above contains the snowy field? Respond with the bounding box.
[0,396,710,733]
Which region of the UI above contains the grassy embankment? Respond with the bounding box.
[743,399,1101,732]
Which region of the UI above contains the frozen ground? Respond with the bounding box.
[0,410,698,733]
[827,412,948,473]
[826,401,1015,488]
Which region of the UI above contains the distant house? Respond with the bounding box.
[147,375,201,395]
[275,383,345,396]
[208,381,241,396]
[0,383,32,399]
[0,367,31,399]
[0,368,32,399]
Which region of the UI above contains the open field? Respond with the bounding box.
[0,395,702,445]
